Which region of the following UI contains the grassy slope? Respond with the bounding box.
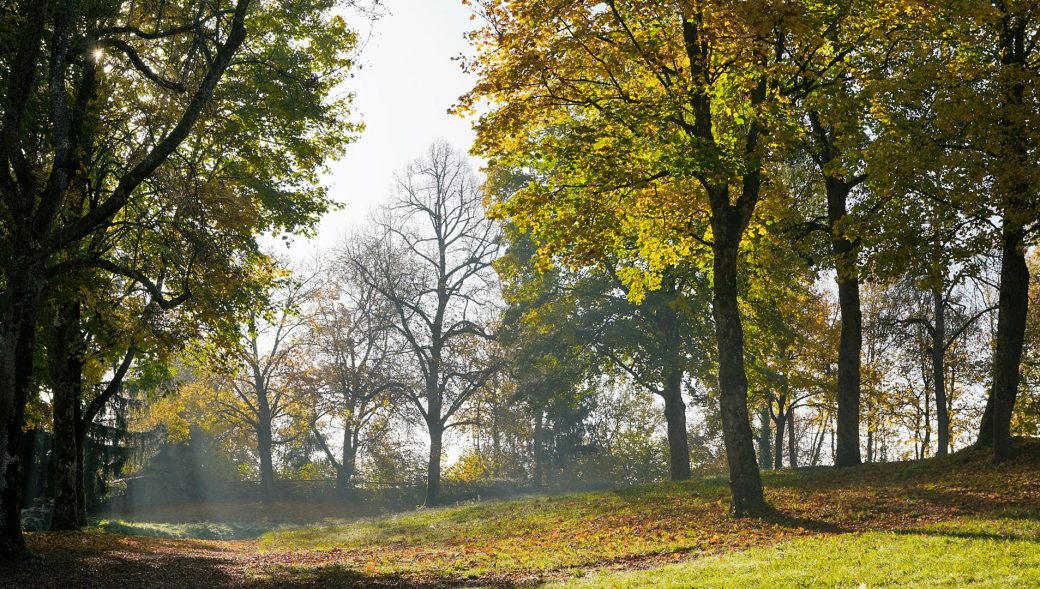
[255,441,1040,586]
[555,518,1040,588]
[16,440,1040,588]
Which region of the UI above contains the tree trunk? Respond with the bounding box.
[0,257,44,561]
[338,424,357,499]
[811,419,827,466]
[989,226,1029,460]
[711,236,765,515]
[977,395,994,448]
[256,417,275,503]
[830,179,862,469]
[47,302,84,530]
[662,368,691,481]
[75,431,87,526]
[787,408,798,469]
[922,375,932,458]
[425,422,444,506]
[932,287,950,456]
[757,405,772,470]
[533,409,545,490]
[979,5,1032,462]
[772,409,785,471]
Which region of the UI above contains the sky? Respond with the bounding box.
[283,0,481,258]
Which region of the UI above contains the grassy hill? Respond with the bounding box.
[11,440,1040,588]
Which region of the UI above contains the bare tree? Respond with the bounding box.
[345,142,500,505]
[212,274,314,503]
[306,257,403,497]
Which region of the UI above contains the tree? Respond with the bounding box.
[214,274,315,503]
[495,225,601,489]
[25,0,361,532]
[744,226,836,470]
[0,0,257,558]
[346,143,500,505]
[868,1,1040,460]
[584,266,711,481]
[462,0,859,514]
[306,258,402,497]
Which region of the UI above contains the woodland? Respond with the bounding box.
[1,0,1040,587]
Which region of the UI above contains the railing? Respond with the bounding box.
[104,476,532,511]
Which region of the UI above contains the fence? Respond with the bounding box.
[104,475,532,513]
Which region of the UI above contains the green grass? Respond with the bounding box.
[257,477,748,576]
[252,443,1040,585]
[96,518,290,540]
[31,441,1036,587]
[552,516,1040,588]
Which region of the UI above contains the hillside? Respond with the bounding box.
[9,440,1040,588]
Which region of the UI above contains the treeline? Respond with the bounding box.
[141,137,1034,518]
[455,0,1040,514]
[144,144,702,508]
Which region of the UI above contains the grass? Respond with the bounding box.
[96,518,289,540]
[13,440,1040,588]
[553,516,1040,588]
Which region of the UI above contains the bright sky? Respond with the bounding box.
[283,0,480,258]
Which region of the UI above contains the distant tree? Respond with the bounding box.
[306,257,403,497]
[346,143,500,505]
[155,272,319,503]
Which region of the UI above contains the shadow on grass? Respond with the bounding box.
[251,564,530,588]
[757,508,844,534]
[5,545,529,589]
[890,527,1040,544]
[2,549,241,589]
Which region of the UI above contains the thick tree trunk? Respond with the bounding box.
[0,334,29,560]
[662,368,692,481]
[47,302,84,530]
[989,227,1029,460]
[711,238,765,515]
[757,405,772,470]
[0,258,44,561]
[829,177,862,468]
[931,287,950,456]
[425,422,444,506]
[74,431,87,526]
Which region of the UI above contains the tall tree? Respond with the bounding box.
[306,259,402,497]
[462,0,853,514]
[346,143,500,505]
[24,0,361,532]
[869,1,1039,459]
[0,0,259,559]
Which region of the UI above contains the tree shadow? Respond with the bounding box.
[756,508,845,534]
[890,528,1040,544]
[247,564,531,588]
[2,549,241,589]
